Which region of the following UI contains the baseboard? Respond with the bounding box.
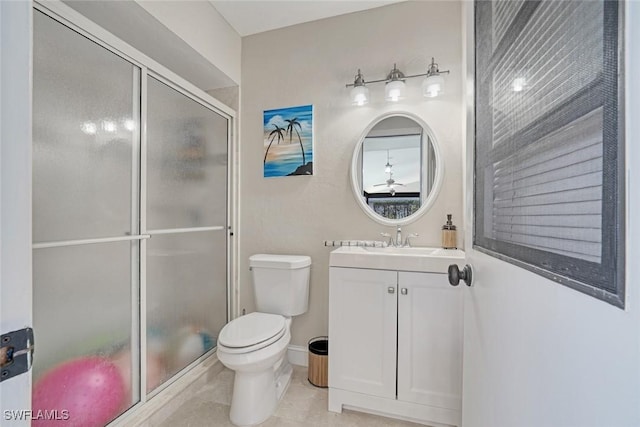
[287,344,308,367]
[329,388,460,427]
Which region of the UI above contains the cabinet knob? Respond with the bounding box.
[388,287,395,294]
[400,288,408,295]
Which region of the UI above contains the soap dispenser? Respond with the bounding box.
[442,214,457,249]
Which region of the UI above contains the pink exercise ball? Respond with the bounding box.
[32,356,125,427]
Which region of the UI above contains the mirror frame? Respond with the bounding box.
[350,111,444,226]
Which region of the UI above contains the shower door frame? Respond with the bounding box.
[31,0,238,416]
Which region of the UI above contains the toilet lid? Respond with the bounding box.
[218,312,286,348]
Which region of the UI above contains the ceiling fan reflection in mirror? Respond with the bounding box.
[373,150,404,195]
[373,171,405,196]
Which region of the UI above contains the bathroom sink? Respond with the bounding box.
[329,245,464,273]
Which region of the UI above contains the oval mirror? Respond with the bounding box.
[350,112,443,226]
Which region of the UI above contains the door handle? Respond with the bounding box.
[388,287,395,294]
[400,288,408,295]
[448,264,473,287]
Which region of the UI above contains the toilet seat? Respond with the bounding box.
[218,312,287,354]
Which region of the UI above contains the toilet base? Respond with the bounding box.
[228,358,293,426]
[274,358,293,401]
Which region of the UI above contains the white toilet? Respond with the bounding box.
[217,254,311,426]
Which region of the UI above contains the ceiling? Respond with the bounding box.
[209,0,404,37]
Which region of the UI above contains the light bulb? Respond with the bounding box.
[350,85,369,106]
[103,120,117,133]
[385,80,405,102]
[512,77,526,92]
[385,164,392,173]
[124,119,136,131]
[423,74,445,98]
[81,121,97,135]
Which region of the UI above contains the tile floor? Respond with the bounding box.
[157,365,425,427]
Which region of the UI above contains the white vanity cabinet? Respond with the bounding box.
[328,267,463,427]
[328,268,398,398]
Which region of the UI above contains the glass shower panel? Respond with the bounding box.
[146,231,227,392]
[147,77,228,230]
[32,242,138,424]
[32,10,140,426]
[33,10,139,243]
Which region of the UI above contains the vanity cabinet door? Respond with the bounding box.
[397,272,463,411]
[329,267,398,399]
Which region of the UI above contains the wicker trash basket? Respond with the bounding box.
[307,336,328,388]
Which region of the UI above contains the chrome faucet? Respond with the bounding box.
[380,232,393,246]
[380,225,418,248]
[381,226,418,247]
[404,233,419,247]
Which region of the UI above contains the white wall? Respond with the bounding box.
[239,1,463,346]
[61,0,241,91]
[137,0,241,85]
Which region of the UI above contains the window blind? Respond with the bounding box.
[490,109,603,264]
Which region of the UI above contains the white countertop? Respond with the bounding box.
[329,246,465,273]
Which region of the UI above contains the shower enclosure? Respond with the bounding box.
[31,5,232,424]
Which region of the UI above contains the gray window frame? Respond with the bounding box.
[473,0,625,307]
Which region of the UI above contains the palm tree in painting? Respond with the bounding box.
[285,117,305,166]
[264,124,286,164]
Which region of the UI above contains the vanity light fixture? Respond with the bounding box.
[512,77,527,92]
[81,121,97,135]
[385,64,406,102]
[422,57,449,98]
[349,69,370,106]
[102,120,117,133]
[124,119,136,132]
[345,57,450,105]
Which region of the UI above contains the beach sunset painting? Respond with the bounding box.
[263,104,313,178]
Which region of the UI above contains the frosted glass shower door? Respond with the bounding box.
[146,76,228,392]
[32,9,141,426]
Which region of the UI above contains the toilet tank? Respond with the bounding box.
[249,254,311,316]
